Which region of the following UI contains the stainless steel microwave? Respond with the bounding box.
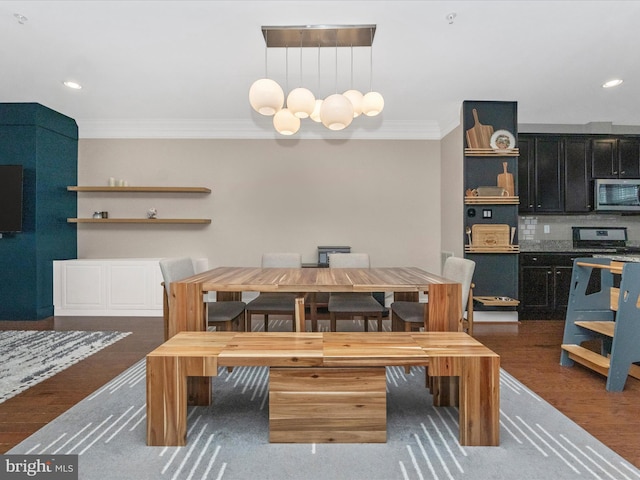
[594,179,640,211]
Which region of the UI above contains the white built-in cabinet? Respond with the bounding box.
[54,259,164,316]
[53,258,210,316]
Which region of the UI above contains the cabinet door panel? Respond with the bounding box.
[521,266,552,309]
[535,138,563,212]
[554,266,574,310]
[564,138,591,212]
[618,138,640,178]
[591,139,617,178]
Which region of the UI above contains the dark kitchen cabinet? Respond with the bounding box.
[591,138,640,178]
[519,253,588,319]
[519,135,592,214]
[564,137,592,212]
[518,136,563,213]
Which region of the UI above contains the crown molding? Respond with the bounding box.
[76,118,442,140]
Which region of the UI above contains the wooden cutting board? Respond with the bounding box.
[472,224,510,246]
[497,162,514,196]
[465,109,494,149]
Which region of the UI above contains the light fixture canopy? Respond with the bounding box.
[249,78,284,116]
[273,108,301,135]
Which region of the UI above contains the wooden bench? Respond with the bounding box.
[146,331,499,447]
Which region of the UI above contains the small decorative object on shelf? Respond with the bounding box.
[147,208,157,219]
[490,130,516,151]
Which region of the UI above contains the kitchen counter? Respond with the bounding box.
[519,240,640,254]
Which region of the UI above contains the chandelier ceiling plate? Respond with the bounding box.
[261,25,376,48]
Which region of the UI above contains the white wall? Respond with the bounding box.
[76,138,443,270]
[440,123,464,262]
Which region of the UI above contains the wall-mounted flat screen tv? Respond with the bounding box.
[0,165,24,232]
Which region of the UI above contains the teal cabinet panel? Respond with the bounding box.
[0,103,77,319]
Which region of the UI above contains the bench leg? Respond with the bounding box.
[147,356,188,446]
[458,356,500,446]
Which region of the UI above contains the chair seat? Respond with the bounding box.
[208,301,246,322]
[246,292,298,311]
[328,293,385,313]
[390,301,425,323]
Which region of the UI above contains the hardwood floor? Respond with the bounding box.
[0,317,638,469]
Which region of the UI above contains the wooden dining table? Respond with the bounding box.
[167,266,463,405]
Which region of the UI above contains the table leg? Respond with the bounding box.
[426,282,463,405]
[294,295,306,332]
[170,281,211,405]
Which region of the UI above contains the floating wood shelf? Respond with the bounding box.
[465,245,519,253]
[465,148,519,157]
[68,186,211,193]
[474,296,520,306]
[465,195,519,205]
[67,218,211,224]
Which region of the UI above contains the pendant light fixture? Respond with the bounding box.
[310,45,323,123]
[273,47,300,135]
[249,31,284,116]
[249,25,381,134]
[362,29,384,117]
[319,38,353,130]
[287,34,316,118]
[343,46,363,118]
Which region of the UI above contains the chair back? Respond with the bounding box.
[159,257,196,299]
[328,253,370,268]
[262,253,302,268]
[442,257,475,311]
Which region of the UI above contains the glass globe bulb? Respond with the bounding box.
[287,87,316,119]
[320,94,354,131]
[343,89,364,118]
[273,108,300,135]
[310,99,323,123]
[249,78,284,116]
[362,91,384,117]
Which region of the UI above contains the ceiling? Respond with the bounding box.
[1,1,638,140]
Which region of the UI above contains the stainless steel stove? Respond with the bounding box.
[572,226,636,252]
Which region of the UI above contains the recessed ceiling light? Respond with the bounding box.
[602,79,623,88]
[63,81,82,90]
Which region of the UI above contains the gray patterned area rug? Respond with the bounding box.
[0,330,131,403]
[8,359,640,480]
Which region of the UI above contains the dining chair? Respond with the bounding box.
[391,256,475,334]
[244,253,302,331]
[327,253,385,332]
[159,257,246,339]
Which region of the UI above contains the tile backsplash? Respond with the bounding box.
[518,214,640,244]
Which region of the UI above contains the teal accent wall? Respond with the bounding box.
[0,103,78,320]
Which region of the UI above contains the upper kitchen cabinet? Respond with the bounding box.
[518,135,563,213]
[564,137,592,212]
[591,137,640,179]
[519,135,592,214]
